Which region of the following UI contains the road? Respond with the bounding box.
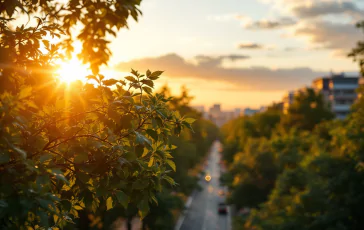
[177,141,231,230]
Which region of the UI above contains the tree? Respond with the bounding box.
[349,21,364,75]
[0,1,194,229]
[281,88,334,131]
[226,22,364,230]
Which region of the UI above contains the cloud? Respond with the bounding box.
[237,42,264,49]
[284,47,297,52]
[245,17,296,30]
[222,54,251,61]
[207,13,246,22]
[115,53,326,91]
[194,54,250,68]
[294,21,362,53]
[292,1,364,19]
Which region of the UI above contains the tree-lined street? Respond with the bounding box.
[178,142,231,230]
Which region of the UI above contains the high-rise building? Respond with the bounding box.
[312,73,359,119]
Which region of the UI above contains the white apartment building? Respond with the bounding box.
[312,73,359,119]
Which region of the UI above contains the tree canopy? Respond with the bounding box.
[0,1,211,229]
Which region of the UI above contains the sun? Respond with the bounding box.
[56,58,91,84]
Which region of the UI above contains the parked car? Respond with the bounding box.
[218,202,227,214]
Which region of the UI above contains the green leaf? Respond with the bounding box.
[184,118,196,124]
[150,194,158,205]
[86,75,99,83]
[106,197,113,211]
[40,154,52,163]
[157,110,167,118]
[102,79,118,86]
[0,152,10,164]
[141,79,154,88]
[123,96,134,104]
[38,198,53,210]
[146,129,158,141]
[115,190,129,209]
[125,76,138,83]
[166,159,176,172]
[38,211,49,227]
[137,199,150,219]
[74,151,88,163]
[55,174,70,185]
[166,145,177,150]
[174,124,182,136]
[60,200,72,212]
[132,180,148,190]
[142,86,152,95]
[120,114,133,129]
[13,146,26,159]
[135,145,144,157]
[77,172,90,184]
[146,69,151,77]
[42,39,49,49]
[18,86,32,99]
[136,132,152,147]
[149,71,163,80]
[182,121,194,132]
[124,151,137,161]
[98,74,105,81]
[152,117,163,128]
[163,176,175,186]
[148,157,154,167]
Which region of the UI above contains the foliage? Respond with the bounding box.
[221,109,281,164]
[281,88,334,131]
[349,20,364,75]
[139,87,219,230]
[222,71,364,230]
[0,0,142,74]
[0,1,197,229]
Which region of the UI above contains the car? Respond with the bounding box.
[218,202,227,214]
[218,190,225,196]
[205,174,211,182]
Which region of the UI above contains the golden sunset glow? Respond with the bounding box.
[56,58,91,84]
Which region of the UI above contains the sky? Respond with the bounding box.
[107,0,364,110]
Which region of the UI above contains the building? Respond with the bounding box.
[282,91,295,114]
[209,104,221,116]
[282,88,306,114]
[234,108,242,117]
[312,73,359,119]
[312,77,331,102]
[243,108,259,116]
[206,104,242,127]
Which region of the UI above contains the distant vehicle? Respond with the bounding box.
[218,202,227,214]
[218,190,225,196]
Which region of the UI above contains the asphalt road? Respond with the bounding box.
[178,141,231,230]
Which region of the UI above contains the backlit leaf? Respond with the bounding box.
[106,197,113,210]
[166,159,176,172]
[149,71,163,80]
[102,79,118,86]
